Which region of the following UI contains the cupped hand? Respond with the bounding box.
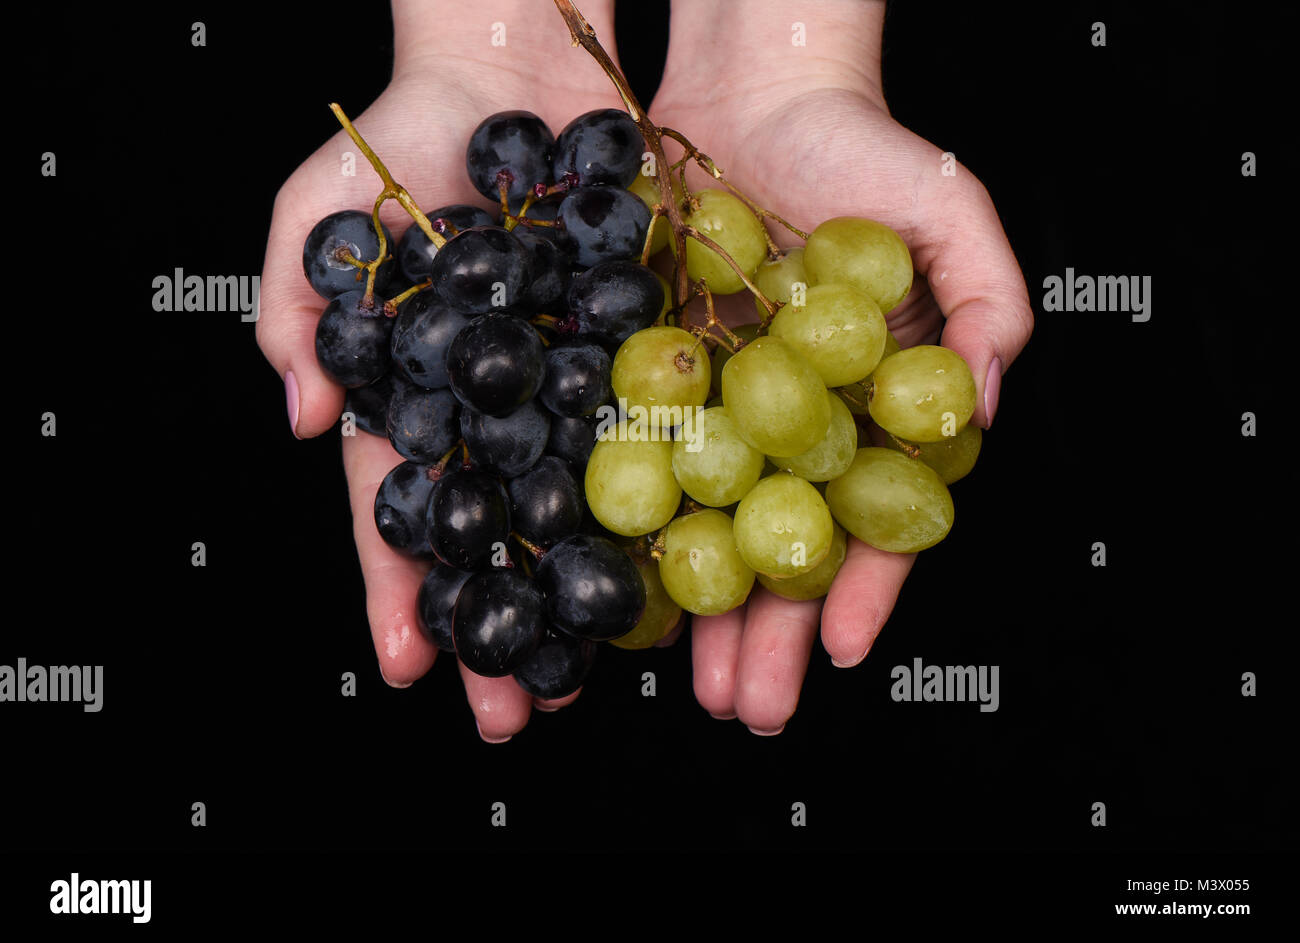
[649,14,1034,733]
[255,6,626,742]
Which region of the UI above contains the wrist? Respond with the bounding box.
[661,0,885,107]
[392,0,620,80]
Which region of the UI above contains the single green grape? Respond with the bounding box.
[757,524,847,601]
[753,247,807,320]
[886,424,982,484]
[837,330,900,415]
[733,473,834,578]
[672,406,765,507]
[677,189,769,294]
[658,509,756,616]
[610,556,682,649]
[709,322,761,395]
[867,345,976,442]
[611,326,711,430]
[628,172,685,257]
[825,447,954,553]
[721,336,830,457]
[771,390,858,481]
[585,427,681,536]
[769,282,888,387]
[804,217,913,313]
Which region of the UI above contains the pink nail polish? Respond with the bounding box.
[285,370,301,439]
[747,724,785,737]
[983,357,1002,429]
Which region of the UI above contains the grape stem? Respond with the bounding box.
[383,278,432,317]
[512,532,547,560]
[889,433,922,459]
[328,103,447,297]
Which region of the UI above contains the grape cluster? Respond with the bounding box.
[584,185,983,620]
[303,107,690,695]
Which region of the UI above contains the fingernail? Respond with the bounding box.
[535,703,559,713]
[747,724,785,737]
[983,357,1002,429]
[832,645,871,669]
[285,370,301,439]
[379,669,412,689]
[709,712,737,721]
[476,720,512,744]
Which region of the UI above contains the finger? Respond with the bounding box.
[690,609,744,719]
[458,667,534,743]
[533,689,582,713]
[913,170,1034,429]
[821,537,915,668]
[733,588,821,735]
[343,430,438,687]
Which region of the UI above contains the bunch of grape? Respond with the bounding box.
[586,182,983,620]
[303,106,693,697]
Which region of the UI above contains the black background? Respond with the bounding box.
[6,0,1287,924]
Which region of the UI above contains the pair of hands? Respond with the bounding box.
[256,0,1033,740]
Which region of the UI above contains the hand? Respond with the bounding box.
[648,0,1034,733]
[255,1,627,742]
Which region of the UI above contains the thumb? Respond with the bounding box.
[913,172,1034,429]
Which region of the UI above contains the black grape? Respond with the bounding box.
[417,560,473,653]
[315,290,394,388]
[460,400,550,477]
[513,628,597,700]
[535,535,645,641]
[430,226,532,314]
[557,185,651,267]
[507,456,583,549]
[566,261,663,346]
[452,568,546,677]
[538,342,611,417]
[396,204,495,282]
[445,312,546,417]
[553,108,644,187]
[389,292,470,389]
[426,469,510,570]
[466,111,555,206]
[302,210,395,300]
[386,384,460,464]
[373,461,436,558]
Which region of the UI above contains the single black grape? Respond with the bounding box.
[508,457,583,549]
[513,628,597,700]
[373,461,437,558]
[396,204,496,282]
[546,413,599,468]
[386,384,460,464]
[303,210,396,300]
[427,469,510,570]
[553,108,644,187]
[513,225,575,313]
[389,291,470,390]
[417,560,473,652]
[429,226,532,314]
[452,568,546,677]
[535,535,645,641]
[557,185,651,268]
[538,342,611,417]
[460,399,550,477]
[446,312,546,417]
[344,373,395,436]
[566,261,664,346]
[466,111,555,206]
[315,290,394,388]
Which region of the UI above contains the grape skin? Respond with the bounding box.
[671,406,765,507]
[769,283,888,387]
[752,247,807,320]
[886,424,983,484]
[867,345,977,443]
[825,448,954,553]
[610,326,711,430]
[584,427,681,536]
[838,330,901,415]
[679,189,769,294]
[804,216,913,313]
[657,509,755,616]
[610,557,682,649]
[733,474,834,579]
[771,391,858,482]
[757,524,847,601]
[721,336,830,457]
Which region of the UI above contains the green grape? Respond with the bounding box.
[677,189,769,294]
[753,247,807,320]
[757,524,846,601]
[611,557,682,649]
[653,270,673,322]
[585,427,681,536]
[672,406,765,507]
[709,322,761,395]
[628,172,685,257]
[611,326,711,430]
[769,283,888,387]
[867,345,976,442]
[804,217,913,313]
[733,473,834,578]
[721,336,830,457]
[771,390,857,481]
[837,330,900,415]
[886,424,982,484]
[658,509,755,616]
[825,448,954,553]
